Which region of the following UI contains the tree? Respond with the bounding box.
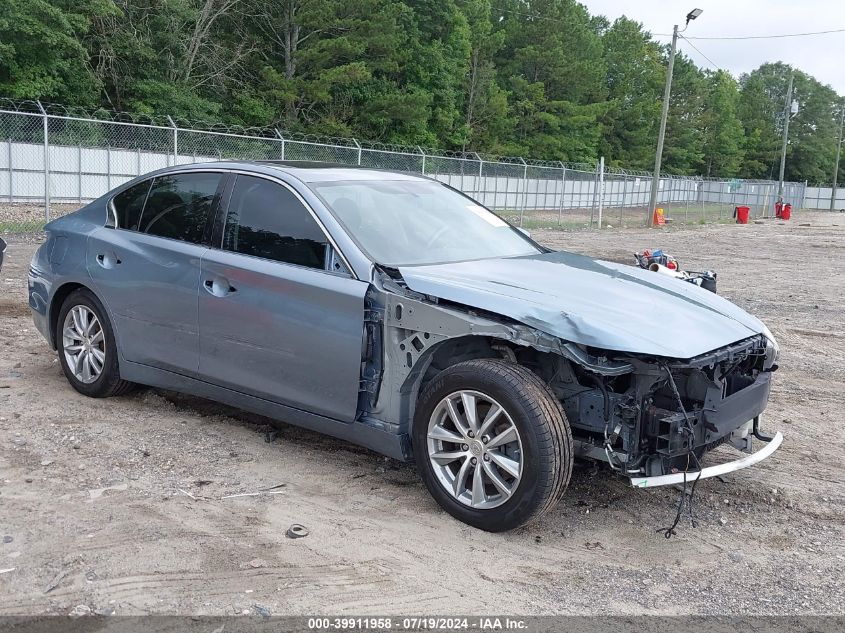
[459,0,508,150]
[395,0,471,145]
[85,0,251,119]
[785,70,840,184]
[598,17,664,169]
[662,53,706,175]
[248,0,359,127]
[0,0,112,103]
[700,70,745,177]
[737,71,781,179]
[494,0,608,160]
[738,63,841,183]
[2,0,842,182]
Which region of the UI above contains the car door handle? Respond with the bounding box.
[203,278,237,297]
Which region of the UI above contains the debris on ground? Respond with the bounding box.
[221,489,286,499]
[87,483,128,500]
[44,569,70,594]
[2,218,845,616]
[286,524,309,539]
[68,604,91,617]
[634,248,717,292]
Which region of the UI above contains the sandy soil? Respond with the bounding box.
[0,212,843,616]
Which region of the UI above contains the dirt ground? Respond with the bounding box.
[1,212,843,617]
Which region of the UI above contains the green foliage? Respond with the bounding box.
[662,54,706,175]
[700,70,745,177]
[737,62,841,183]
[0,0,114,102]
[2,0,841,183]
[598,17,664,169]
[786,69,840,184]
[494,0,607,161]
[737,71,781,178]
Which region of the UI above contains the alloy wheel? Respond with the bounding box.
[62,305,105,384]
[426,389,523,509]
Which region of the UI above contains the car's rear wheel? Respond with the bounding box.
[413,359,572,532]
[57,288,134,398]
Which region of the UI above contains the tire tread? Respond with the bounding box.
[414,358,573,531]
[58,288,136,398]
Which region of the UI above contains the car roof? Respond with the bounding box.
[159,160,429,184]
[256,161,429,183]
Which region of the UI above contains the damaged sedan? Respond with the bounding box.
[28,163,782,531]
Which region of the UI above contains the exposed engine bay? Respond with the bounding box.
[543,334,777,479]
[365,266,779,485]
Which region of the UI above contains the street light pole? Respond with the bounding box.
[777,72,794,200]
[832,99,844,211]
[647,9,702,227]
[647,24,678,228]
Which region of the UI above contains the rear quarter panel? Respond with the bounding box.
[28,199,115,348]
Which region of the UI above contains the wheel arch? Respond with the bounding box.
[400,334,560,434]
[411,356,574,531]
[49,282,110,350]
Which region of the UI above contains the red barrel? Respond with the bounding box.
[735,206,750,224]
[781,203,792,220]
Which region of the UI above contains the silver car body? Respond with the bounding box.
[28,162,779,481]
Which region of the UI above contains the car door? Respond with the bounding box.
[87,171,224,375]
[198,173,367,422]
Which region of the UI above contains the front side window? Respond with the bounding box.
[139,172,222,244]
[111,180,151,231]
[222,175,328,270]
[312,180,541,266]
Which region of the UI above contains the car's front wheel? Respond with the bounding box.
[57,288,134,398]
[413,359,573,531]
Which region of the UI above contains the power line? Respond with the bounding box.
[492,6,845,42]
[678,35,721,70]
[655,27,845,40]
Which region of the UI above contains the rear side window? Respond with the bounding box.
[139,172,222,244]
[111,180,151,231]
[222,175,328,269]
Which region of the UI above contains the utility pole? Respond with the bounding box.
[777,72,794,200]
[597,156,605,228]
[647,24,678,227]
[832,99,844,211]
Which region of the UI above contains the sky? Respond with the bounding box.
[581,0,845,95]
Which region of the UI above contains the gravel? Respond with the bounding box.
[0,213,843,616]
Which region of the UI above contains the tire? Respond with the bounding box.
[56,288,135,398]
[413,359,573,532]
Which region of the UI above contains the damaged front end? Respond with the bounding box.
[549,334,781,485]
[363,265,781,488]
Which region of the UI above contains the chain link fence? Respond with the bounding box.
[0,99,809,235]
[801,184,845,211]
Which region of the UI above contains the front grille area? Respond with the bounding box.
[643,336,769,461]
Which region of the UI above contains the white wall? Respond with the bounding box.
[0,139,820,211]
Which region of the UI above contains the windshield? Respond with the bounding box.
[312,179,541,266]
